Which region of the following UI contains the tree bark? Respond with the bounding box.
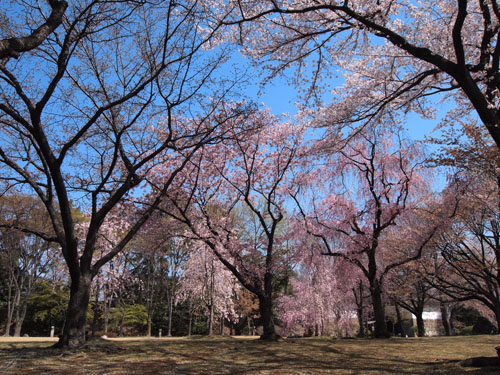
[0,0,68,59]
[258,295,278,340]
[356,307,365,337]
[394,302,405,337]
[55,273,92,348]
[4,279,13,336]
[371,283,388,338]
[354,281,365,337]
[13,298,28,337]
[415,311,426,337]
[440,302,452,336]
[493,304,500,333]
[11,286,22,337]
[167,297,173,337]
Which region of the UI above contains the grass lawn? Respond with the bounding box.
[0,335,499,374]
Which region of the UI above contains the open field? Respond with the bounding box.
[0,335,499,374]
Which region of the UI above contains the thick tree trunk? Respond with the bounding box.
[415,312,426,337]
[11,287,22,336]
[258,295,278,340]
[493,304,500,333]
[440,302,452,336]
[13,299,28,337]
[55,274,92,348]
[371,284,388,338]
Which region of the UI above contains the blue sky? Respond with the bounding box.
[235,54,449,192]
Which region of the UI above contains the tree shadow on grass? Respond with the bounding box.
[1,338,499,375]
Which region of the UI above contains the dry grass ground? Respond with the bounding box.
[0,335,499,374]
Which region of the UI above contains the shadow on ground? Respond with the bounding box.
[1,335,499,374]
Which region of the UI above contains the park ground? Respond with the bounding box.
[0,335,499,374]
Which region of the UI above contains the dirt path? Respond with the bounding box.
[0,337,59,343]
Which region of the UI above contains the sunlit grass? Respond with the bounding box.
[1,335,499,374]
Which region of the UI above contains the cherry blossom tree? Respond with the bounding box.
[209,0,500,149]
[293,126,447,337]
[177,242,239,335]
[162,111,304,340]
[278,246,355,337]
[0,0,247,348]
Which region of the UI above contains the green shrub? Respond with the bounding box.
[460,325,474,336]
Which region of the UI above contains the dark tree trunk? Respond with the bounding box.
[371,283,388,338]
[394,302,405,337]
[493,304,500,333]
[415,311,426,337]
[187,300,193,336]
[233,316,245,335]
[55,273,92,348]
[258,295,278,340]
[356,307,365,337]
[119,308,125,337]
[354,281,365,337]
